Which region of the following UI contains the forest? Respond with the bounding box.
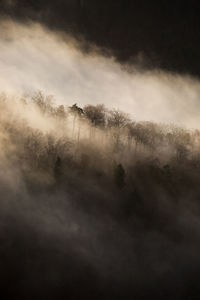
[1,91,200,299]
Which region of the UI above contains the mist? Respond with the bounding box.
[1,19,200,128]
[1,16,200,300]
[0,88,200,299]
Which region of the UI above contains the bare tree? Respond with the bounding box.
[55,105,66,120]
[32,91,55,115]
[107,109,130,150]
[84,104,106,127]
[107,109,130,128]
[69,103,84,140]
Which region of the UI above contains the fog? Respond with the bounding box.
[1,19,200,128]
[1,18,200,300]
[0,89,200,299]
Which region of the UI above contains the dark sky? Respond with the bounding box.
[0,0,200,76]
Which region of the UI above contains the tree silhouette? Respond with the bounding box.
[54,156,62,183]
[69,103,84,116]
[84,104,106,127]
[114,164,125,189]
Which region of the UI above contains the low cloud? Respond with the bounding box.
[0,19,200,128]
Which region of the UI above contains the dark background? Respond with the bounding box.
[0,0,200,76]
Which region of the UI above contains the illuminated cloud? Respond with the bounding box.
[0,19,200,128]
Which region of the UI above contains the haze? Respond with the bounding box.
[1,19,200,128]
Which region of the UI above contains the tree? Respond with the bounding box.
[55,105,66,119]
[32,91,55,115]
[54,156,62,182]
[69,103,84,139]
[114,164,125,189]
[69,103,84,116]
[107,109,130,128]
[107,109,130,149]
[83,104,106,127]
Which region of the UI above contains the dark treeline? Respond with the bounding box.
[1,91,200,299]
